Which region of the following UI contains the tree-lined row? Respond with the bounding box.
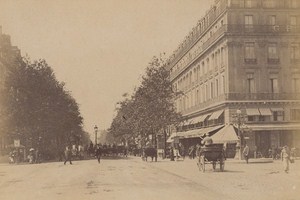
[0,54,89,158]
[109,55,181,147]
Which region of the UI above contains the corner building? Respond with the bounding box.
[166,0,300,157]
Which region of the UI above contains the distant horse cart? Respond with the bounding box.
[142,147,157,162]
[197,143,225,172]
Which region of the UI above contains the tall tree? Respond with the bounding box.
[1,55,88,158]
[109,55,181,146]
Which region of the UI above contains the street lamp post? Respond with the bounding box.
[94,125,98,145]
[232,109,246,160]
[236,109,242,160]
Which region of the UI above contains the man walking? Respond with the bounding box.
[243,143,250,164]
[64,146,73,165]
[95,145,102,163]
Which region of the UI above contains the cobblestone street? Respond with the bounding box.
[0,157,299,200]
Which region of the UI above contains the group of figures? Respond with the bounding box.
[8,148,41,164]
[62,142,129,165]
[86,142,128,157]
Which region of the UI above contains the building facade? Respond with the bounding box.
[166,0,300,157]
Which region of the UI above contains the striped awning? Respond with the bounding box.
[192,115,205,123]
[246,108,260,116]
[259,108,272,116]
[211,125,239,144]
[208,110,224,120]
[178,125,224,139]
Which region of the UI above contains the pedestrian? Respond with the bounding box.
[64,146,73,165]
[179,143,185,160]
[35,149,41,164]
[281,145,290,173]
[188,145,195,159]
[95,145,102,163]
[170,147,175,161]
[243,143,250,164]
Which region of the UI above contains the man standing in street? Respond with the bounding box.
[95,144,102,163]
[281,145,290,173]
[64,146,73,165]
[243,143,250,164]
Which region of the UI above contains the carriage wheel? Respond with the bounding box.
[199,156,205,172]
[212,161,216,171]
[220,159,225,172]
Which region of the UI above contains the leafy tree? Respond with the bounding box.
[1,54,88,158]
[109,55,181,147]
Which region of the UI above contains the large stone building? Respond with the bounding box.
[166,0,300,157]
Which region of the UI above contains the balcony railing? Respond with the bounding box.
[227,25,300,34]
[179,92,300,116]
[244,58,257,64]
[267,58,280,64]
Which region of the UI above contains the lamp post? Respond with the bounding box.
[233,109,246,160]
[94,125,98,145]
[236,109,242,160]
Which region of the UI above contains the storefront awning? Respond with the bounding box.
[166,132,179,143]
[246,108,260,116]
[259,108,272,116]
[179,125,224,139]
[210,125,239,144]
[208,110,224,120]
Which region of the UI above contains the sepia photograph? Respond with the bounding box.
[0,0,299,199]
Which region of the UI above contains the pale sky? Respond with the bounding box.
[0,0,214,136]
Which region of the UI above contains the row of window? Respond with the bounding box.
[170,13,298,79]
[170,14,298,79]
[176,74,300,113]
[244,14,298,29]
[172,44,227,93]
[176,76,226,112]
[246,73,300,94]
[244,42,300,63]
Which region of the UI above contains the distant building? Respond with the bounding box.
[165,0,300,157]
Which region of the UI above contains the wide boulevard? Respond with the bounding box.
[0,156,299,200]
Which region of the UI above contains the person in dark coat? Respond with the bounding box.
[170,147,175,161]
[95,145,102,163]
[64,146,73,165]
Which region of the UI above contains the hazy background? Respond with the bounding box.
[0,0,214,136]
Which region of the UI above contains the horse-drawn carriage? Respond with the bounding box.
[197,143,225,172]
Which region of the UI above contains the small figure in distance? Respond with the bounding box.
[95,144,102,164]
[281,145,290,173]
[243,143,250,164]
[64,146,73,165]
